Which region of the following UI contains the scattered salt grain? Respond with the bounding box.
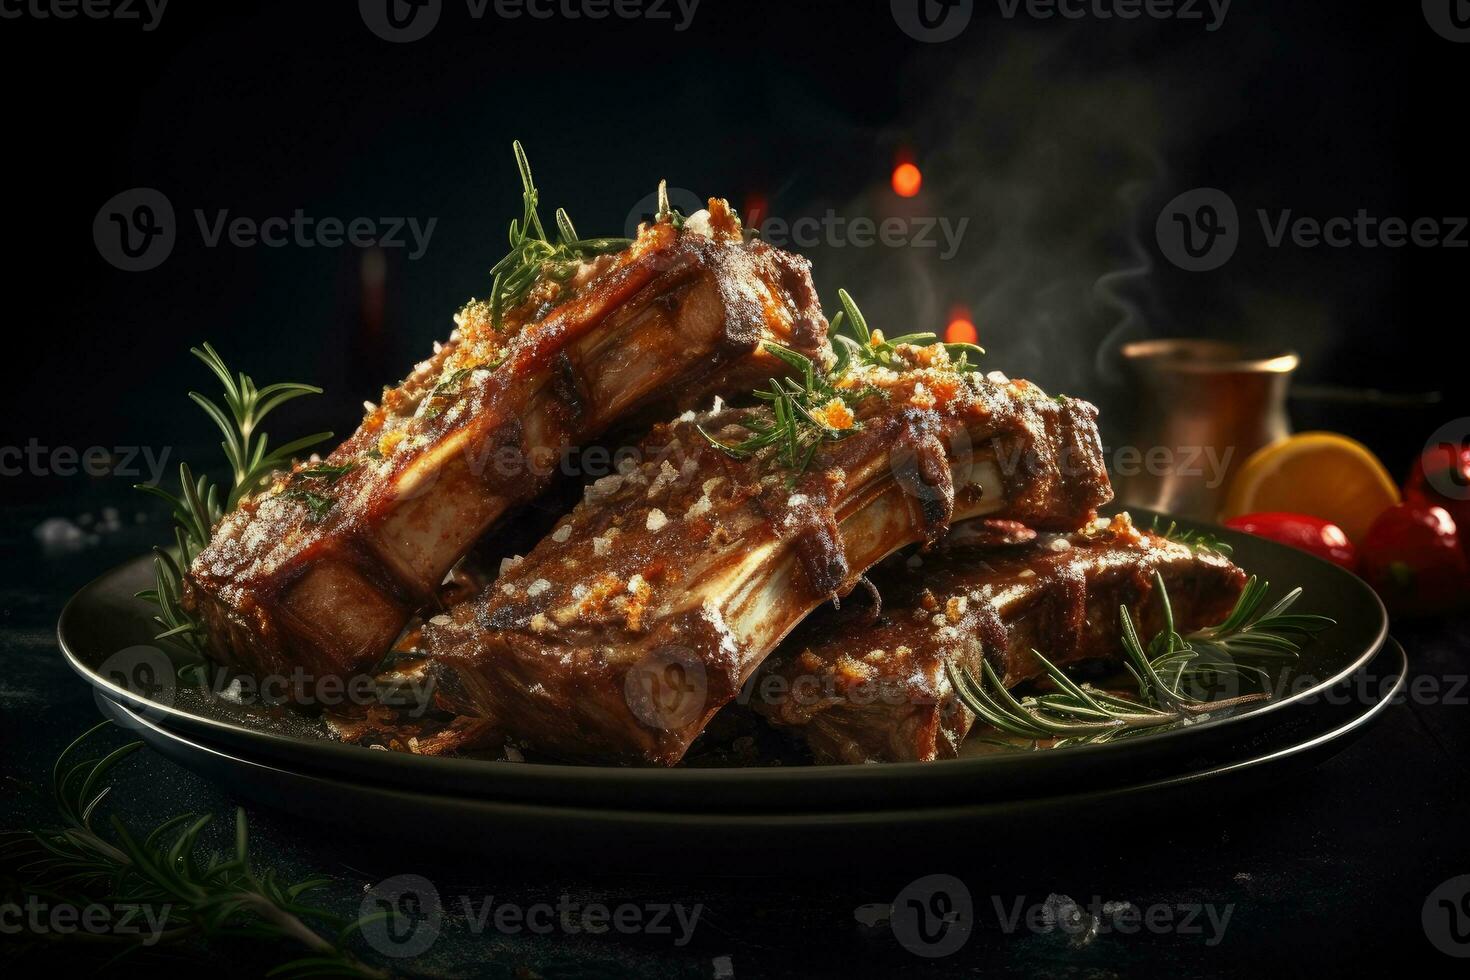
[587,473,624,502]
[526,579,551,597]
[646,509,668,532]
[551,524,572,543]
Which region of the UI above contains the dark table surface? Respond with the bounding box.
[4,486,1469,978]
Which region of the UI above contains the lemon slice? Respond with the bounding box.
[1221,432,1400,543]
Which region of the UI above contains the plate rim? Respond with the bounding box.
[97,641,1405,825]
[57,516,1390,785]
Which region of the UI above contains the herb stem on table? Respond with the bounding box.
[1,723,389,977]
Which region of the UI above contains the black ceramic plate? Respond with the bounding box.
[94,640,1406,861]
[59,514,1389,813]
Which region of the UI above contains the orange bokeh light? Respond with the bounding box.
[891,162,922,198]
[945,313,978,346]
[743,191,769,231]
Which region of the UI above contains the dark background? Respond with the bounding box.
[0,0,1461,506]
[3,2,1469,976]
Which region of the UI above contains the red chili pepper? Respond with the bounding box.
[1358,503,1470,616]
[1404,440,1470,562]
[1223,512,1358,570]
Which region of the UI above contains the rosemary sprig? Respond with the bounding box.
[1184,576,1335,660]
[830,289,985,374]
[1150,516,1234,557]
[948,572,1334,744]
[134,348,329,652]
[698,289,984,478]
[484,141,631,329]
[0,724,387,977]
[697,341,867,476]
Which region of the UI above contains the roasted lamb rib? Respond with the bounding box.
[422,348,1113,765]
[185,200,831,681]
[750,514,1248,764]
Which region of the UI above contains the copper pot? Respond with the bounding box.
[1116,339,1299,522]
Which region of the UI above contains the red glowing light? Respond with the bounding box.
[892,162,922,198]
[945,312,978,346]
[743,191,769,231]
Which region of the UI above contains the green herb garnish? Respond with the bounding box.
[283,489,336,521]
[297,462,355,484]
[134,347,329,653]
[831,288,986,375]
[485,141,631,329]
[698,289,984,479]
[698,341,867,476]
[947,572,1334,744]
[1151,516,1234,557]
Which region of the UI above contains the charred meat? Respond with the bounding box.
[422,349,1113,765]
[751,514,1248,764]
[184,201,831,682]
